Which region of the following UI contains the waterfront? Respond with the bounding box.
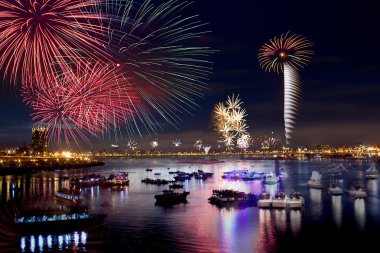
[1,157,380,253]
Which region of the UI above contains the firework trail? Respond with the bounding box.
[105,0,214,134]
[0,0,110,85]
[21,62,138,146]
[258,31,313,144]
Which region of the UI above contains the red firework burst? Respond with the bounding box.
[21,62,138,146]
[0,0,108,85]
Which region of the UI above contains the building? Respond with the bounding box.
[31,127,48,155]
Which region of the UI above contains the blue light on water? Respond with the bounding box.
[20,237,26,252]
[47,235,53,249]
[30,235,35,253]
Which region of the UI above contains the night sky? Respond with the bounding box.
[1,0,380,151]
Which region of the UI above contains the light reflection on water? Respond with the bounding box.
[0,158,378,252]
[20,231,88,253]
[332,195,342,227]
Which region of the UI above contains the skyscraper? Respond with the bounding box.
[31,127,48,155]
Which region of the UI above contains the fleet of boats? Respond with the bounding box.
[14,161,377,236]
[257,192,304,209]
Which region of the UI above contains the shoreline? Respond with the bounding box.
[0,160,104,176]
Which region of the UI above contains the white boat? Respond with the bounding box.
[287,192,305,209]
[346,185,367,198]
[257,192,273,208]
[327,184,343,195]
[307,171,323,189]
[272,192,287,208]
[366,164,379,179]
[264,172,279,185]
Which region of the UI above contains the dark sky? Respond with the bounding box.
[1,0,380,151]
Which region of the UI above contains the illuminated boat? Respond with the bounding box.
[327,184,343,195]
[366,164,379,179]
[174,173,192,181]
[264,172,279,185]
[14,211,106,233]
[257,192,273,208]
[55,188,81,205]
[71,174,106,187]
[141,178,174,185]
[272,192,287,208]
[346,185,367,199]
[326,163,349,175]
[307,171,324,189]
[105,172,129,186]
[287,192,305,209]
[208,189,255,206]
[154,190,189,204]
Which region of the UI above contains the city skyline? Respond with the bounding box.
[1,0,380,149]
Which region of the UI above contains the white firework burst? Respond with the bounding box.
[173,139,182,147]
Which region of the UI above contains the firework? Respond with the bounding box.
[150,139,159,149]
[0,0,109,84]
[173,139,182,148]
[127,140,137,151]
[194,139,203,151]
[237,134,251,151]
[21,62,137,146]
[258,31,313,144]
[213,94,249,150]
[105,0,214,132]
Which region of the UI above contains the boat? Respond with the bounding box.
[222,170,263,180]
[154,173,161,176]
[146,168,153,172]
[174,173,192,181]
[154,190,189,204]
[264,172,279,185]
[366,163,379,179]
[326,163,349,175]
[55,188,81,205]
[71,174,106,187]
[14,211,106,233]
[307,171,324,189]
[279,168,288,178]
[222,170,249,179]
[346,185,368,198]
[141,178,173,185]
[287,192,305,209]
[169,183,183,189]
[272,192,287,208]
[193,171,214,180]
[257,192,273,208]
[208,190,255,206]
[327,184,343,195]
[104,172,129,186]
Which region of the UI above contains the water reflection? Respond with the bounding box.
[274,210,286,233]
[257,209,276,252]
[309,188,322,218]
[289,210,301,235]
[331,196,342,227]
[354,199,366,230]
[20,231,88,252]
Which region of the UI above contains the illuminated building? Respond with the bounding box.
[31,127,48,155]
